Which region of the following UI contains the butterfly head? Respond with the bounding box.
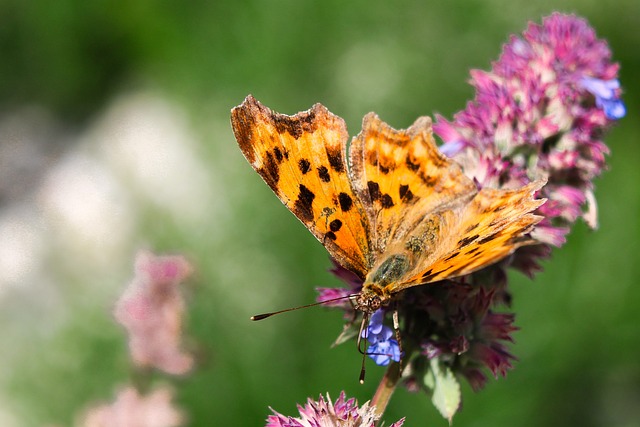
[354,286,386,314]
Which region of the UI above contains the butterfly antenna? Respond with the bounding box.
[250,294,358,321]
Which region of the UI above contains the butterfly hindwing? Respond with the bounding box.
[348,114,478,256]
[231,96,372,279]
[399,180,546,288]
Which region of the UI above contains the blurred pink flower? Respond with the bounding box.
[81,386,183,427]
[114,251,194,375]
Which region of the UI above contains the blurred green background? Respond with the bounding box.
[0,1,638,426]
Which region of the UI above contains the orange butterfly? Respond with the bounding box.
[231,95,545,316]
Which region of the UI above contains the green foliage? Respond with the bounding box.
[426,358,462,423]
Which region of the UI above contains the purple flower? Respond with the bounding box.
[316,259,362,317]
[435,12,623,246]
[266,392,405,427]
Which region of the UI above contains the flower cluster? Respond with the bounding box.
[318,12,623,413]
[114,250,194,375]
[434,12,624,247]
[81,386,183,427]
[266,392,404,427]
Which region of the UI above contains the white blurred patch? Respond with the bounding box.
[0,399,18,427]
[93,92,217,228]
[39,150,134,268]
[0,89,224,303]
[0,207,44,296]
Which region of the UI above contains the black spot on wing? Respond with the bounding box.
[317,166,331,182]
[329,219,343,232]
[294,184,315,222]
[457,234,480,248]
[444,251,460,261]
[421,268,437,282]
[399,184,414,202]
[325,231,337,241]
[367,181,381,201]
[380,194,394,209]
[421,174,437,186]
[338,192,353,212]
[274,147,284,162]
[298,159,311,174]
[326,147,344,172]
[478,233,499,244]
[259,151,280,192]
[405,154,420,171]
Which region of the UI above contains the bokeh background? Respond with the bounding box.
[1,1,638,426]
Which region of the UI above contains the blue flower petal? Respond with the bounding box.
[602,99,626,120]
[581,77,619,100]
[370,309,384,326]
[362,309,392,343]
[580,77,625,120]
[363,324,393,344]
[367,339,401,366]
[439,140,465,157]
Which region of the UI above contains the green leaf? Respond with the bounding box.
[429,358,461,423]
[331,322,359,347]
[423,365,435,390]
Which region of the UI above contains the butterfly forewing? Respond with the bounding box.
[231,96,373,279]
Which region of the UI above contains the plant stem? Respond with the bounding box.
[371,361,401,422]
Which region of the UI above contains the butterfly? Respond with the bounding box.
[231,95,545,316]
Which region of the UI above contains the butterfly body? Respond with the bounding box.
[231,95,545,314]
[354,253,410,312]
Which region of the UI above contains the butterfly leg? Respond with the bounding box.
[357,312,370,383]
[393,309,404,372]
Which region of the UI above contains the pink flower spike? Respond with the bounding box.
[81,386,184,427]
[114,251,194,375]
